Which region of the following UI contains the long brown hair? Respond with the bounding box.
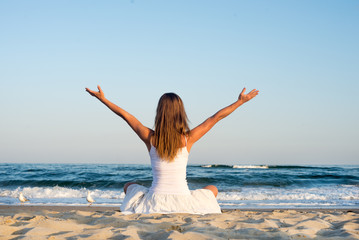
[152,93,189,162]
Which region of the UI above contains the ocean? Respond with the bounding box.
[0,164,358,209]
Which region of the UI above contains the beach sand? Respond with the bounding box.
[0,206,358,239]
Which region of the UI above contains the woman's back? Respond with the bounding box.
[149,145,190,194]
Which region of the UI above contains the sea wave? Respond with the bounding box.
[1,185,358,208]
[1,164,358,208]
[200,164,269,169]
[233,165,269,169]
[0,186,125,200]
[198,165,358,170]
[2,185,358,202]
[217,186,359,201]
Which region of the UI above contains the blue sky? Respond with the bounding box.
[1,0,358,165]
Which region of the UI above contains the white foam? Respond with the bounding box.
[0,186,125,205]
[232,165,269,169]
[217,186,359,201]
[201,165,212,168]
[1,185,358,208]
[201,164,269,169]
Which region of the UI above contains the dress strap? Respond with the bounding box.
[150,134,154,147]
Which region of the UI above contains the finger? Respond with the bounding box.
[249,89,258,95]
[85,88,97,97]
[97,85,103,93]
[240,88,246,95]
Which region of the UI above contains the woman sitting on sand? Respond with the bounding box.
[86,86,259,214]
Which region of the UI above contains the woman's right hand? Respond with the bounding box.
[238,88,259,103]
[86,85,105,101]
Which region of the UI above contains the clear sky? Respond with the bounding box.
[1,0,358,165]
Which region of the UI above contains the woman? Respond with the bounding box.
[86,86,259,214]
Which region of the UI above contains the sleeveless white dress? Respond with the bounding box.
[120,143,221,214]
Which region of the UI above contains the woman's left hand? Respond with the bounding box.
[86,85,105,101]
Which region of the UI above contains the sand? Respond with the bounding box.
[0,206,358,239]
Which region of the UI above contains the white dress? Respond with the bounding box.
[120,143,221,214]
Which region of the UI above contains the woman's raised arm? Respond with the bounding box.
[187,88,259,152]
[86,85,153,151]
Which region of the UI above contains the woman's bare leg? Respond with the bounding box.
[203,185,218,197]
[124,182,137,194]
